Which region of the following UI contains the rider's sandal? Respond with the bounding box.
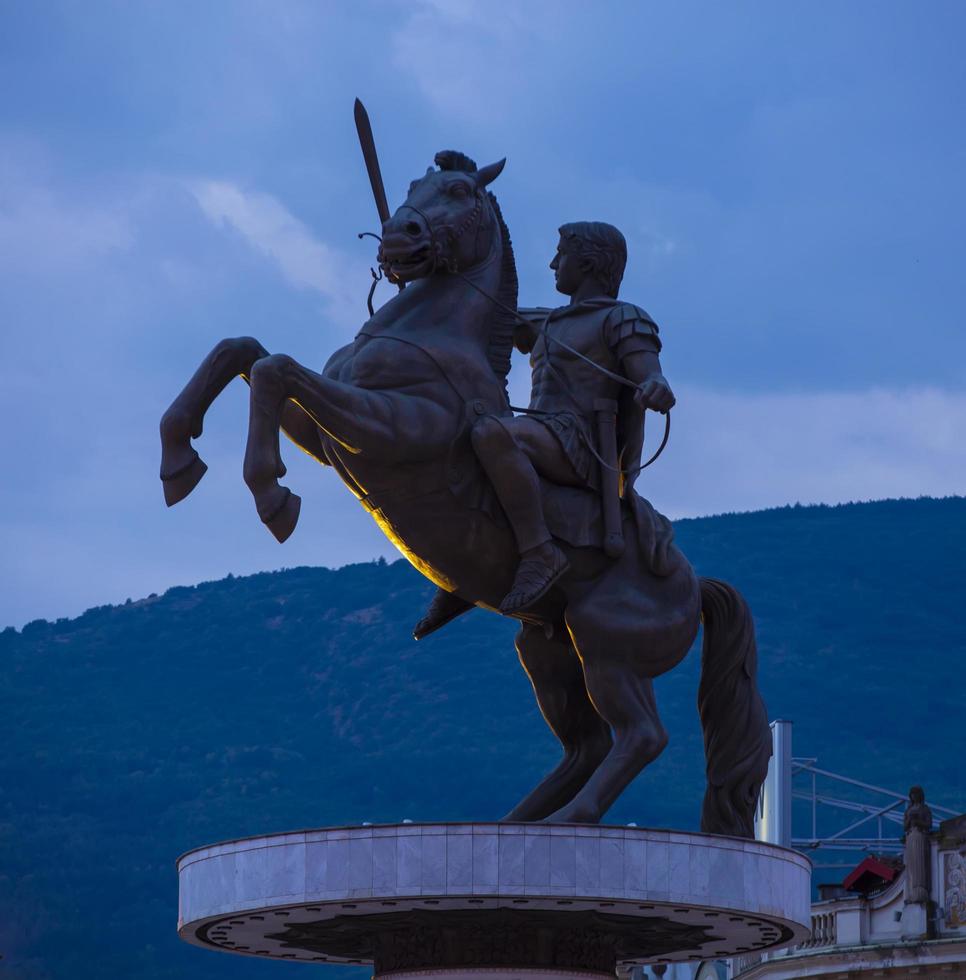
[499,544,570,614]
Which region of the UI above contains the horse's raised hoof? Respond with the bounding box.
[161,452,208,507]
[261,487,301,543]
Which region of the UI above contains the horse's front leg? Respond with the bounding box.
[160,336,269,505]
[243,352,439,542]
[242,355,304,542]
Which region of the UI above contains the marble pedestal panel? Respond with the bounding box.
[178,823,810,976]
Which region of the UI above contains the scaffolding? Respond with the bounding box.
[755,720,960,870]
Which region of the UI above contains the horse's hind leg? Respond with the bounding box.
[503,624,612,822]
[545,618,669,824]
[160,336,269,505]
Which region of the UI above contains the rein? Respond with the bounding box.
[357,231,390,316]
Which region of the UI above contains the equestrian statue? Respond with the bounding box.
[159,108,771,835]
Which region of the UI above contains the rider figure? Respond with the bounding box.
[414,221,675,635]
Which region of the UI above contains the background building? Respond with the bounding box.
[628,723,966,980]
[733,809,966,978]
[735,723,966,979]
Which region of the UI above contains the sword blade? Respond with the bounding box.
[354,98,391,227]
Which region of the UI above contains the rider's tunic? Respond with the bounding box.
[524,298,660,491]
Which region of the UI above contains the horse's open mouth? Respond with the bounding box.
[383,244,435,281]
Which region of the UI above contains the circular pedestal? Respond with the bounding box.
[178,823,810,974]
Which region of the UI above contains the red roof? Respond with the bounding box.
[842,856,900,893]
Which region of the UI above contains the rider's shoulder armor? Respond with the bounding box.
[602,302,662,354]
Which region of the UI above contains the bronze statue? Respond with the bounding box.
[159,124,771,833]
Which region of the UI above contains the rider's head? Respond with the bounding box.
[557,221,627,298]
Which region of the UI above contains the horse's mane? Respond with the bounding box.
[435,151,518,391]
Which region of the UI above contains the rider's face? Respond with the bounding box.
[550,239,584,296]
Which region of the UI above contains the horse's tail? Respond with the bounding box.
[697,577,772,839]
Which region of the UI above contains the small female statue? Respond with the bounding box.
[904,785,933,904]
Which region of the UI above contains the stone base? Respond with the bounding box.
[383,971,609,980]
[177,823,811,971]
[900,900,929,939]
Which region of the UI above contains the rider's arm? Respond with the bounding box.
[514,307,551,354]
[621,350,675,413]
[604,304,674,413]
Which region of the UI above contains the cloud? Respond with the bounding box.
[0,158,134,275]
[507,337,965,518]
[648,385,966,519]
[189,179,367,321]
[390,0,555,121]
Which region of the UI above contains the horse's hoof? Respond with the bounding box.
[161,453,208,507]
[543,803,598,825]
[500,807,534,822]
[262,488,301,543]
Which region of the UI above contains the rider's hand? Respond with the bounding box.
[634,374,676,414]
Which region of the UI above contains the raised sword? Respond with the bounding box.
[354,98,391,227]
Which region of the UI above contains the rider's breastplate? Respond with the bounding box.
[529,307,624,423]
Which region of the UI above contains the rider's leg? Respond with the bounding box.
[415,415,581,628]
[472,416,554,552]
[471,416,579,612]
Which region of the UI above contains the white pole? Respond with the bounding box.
[755,719,792,847]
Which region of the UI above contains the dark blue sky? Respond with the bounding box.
[2,1,964,626]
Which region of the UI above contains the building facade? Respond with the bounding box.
[731,813,966,979]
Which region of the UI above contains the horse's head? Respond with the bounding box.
[379,150,506,283]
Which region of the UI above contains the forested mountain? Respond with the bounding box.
[2,497,964,979]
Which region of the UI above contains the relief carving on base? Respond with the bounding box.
[266,908,721,972]
[944,849,966,927]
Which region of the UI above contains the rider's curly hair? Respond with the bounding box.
[558,221,627,297]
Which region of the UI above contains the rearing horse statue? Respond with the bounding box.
[160,149,771,834]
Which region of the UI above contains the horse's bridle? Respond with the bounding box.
[390,187,487,279]
[360,188,489,315]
